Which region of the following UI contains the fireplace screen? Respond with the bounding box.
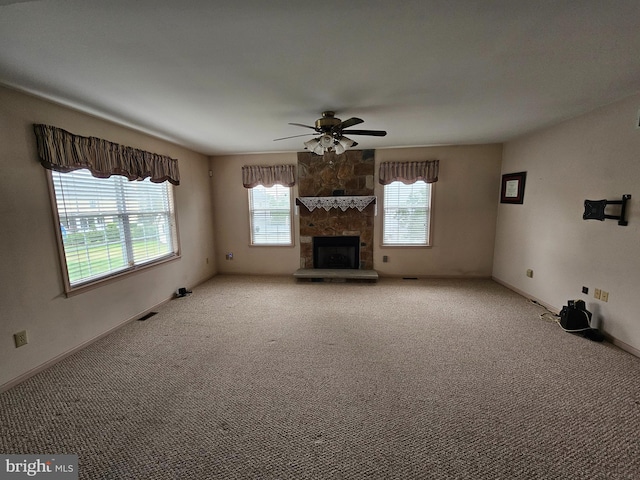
[313,236,360,269]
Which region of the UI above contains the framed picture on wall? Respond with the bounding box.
[500,171,526,204]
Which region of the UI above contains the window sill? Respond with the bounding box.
[63,253,180,297]
[380,244,432,248]
[249,243,295,248]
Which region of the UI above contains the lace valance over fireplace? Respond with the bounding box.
[296,196,376,212]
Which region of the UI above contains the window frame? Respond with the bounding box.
[247,184,294,247]
[382,180,433,247]
[46,169,181,296]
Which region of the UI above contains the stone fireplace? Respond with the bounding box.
[297,149,375,270]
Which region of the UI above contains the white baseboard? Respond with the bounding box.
[603,334,640,358]
[1,296,173,393]
[492,276,639,359]
[491,276,560,313]
[1,273,220,393]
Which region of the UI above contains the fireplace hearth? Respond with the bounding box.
[313,236,360,269]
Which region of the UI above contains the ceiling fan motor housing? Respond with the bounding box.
[315,111,341,132]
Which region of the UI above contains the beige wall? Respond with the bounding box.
[211,144,502,277]
[375,145,502,277]
[211,153,300,275]
[0,86,217,389]
[493,93,640,353]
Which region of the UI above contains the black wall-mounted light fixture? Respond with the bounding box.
[583,194,631,226]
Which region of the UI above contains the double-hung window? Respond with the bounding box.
[50,169,179,291]
[248,184,292,246]
[383,180,432,246]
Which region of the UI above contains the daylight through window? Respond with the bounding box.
[248,184,292,246]
[383,180,432,246]
[51,169,179,289]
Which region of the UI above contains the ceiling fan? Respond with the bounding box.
[274,111,387,155]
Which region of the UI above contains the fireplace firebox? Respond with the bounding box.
[313,236,360,269]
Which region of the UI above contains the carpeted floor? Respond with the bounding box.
[1,276,639,479]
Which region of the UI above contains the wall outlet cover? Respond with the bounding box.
[14,330,28,348]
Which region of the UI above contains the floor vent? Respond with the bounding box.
[138,312,158,321]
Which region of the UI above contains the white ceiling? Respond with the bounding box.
[1,0,640,156]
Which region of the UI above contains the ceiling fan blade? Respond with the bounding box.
[334,117,364,131]
[341,129,387,137]
[288,122,318,130]
[273,133,316,141]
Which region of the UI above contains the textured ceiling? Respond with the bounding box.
[1,0,640,155]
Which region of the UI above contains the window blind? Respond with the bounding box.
[51,169,178,287]
[383,181,431,246]
[248,184,292,246]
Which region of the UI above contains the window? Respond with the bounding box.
[383,180,432,246]
[50,169,179,290]
[248,184,292,246]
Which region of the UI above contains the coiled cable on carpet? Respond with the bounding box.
[529,298,596,334]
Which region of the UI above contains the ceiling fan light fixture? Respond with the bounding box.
[335,136,355,154]
[304,138,320,152]
[305,134,336,155]
[319,134,333,149]
[307,137,326,155]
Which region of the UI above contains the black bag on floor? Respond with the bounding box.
[559,299,603,341]
[560,300,591,330]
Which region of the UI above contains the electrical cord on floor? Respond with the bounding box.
[529,299,558,320]
[529,298,593,332]
[529,297,604,342]
[539,311,559,323]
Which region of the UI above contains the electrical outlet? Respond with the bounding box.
[582,286,589,294]
[601,291,609,302]
[594,288,601,300]
[225,252,233,260]
[14,330,28,348]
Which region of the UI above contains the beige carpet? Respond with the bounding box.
[1,276,639,479]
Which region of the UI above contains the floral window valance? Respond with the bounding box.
[33,124,180,185]
[242,164,295,188]
[378,160,439,185]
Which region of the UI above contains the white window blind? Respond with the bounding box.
[51,169,179,288]
[248,184,292,246]
[383,180,431,246]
